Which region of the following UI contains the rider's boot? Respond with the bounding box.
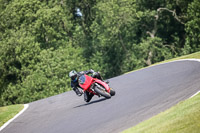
[84,91,94,102]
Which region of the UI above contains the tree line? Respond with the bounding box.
[0,0,199,106]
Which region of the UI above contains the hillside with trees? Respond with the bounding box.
[0,0,199,106]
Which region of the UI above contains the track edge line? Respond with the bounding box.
[0,104,29,132]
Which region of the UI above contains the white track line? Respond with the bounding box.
[150,58,200,68]
[0,104,29,132]
[190,91,200,99]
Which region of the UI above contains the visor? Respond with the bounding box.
[71,75,77,80]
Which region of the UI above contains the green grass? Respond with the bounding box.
[123,51,200,133]
[154,51,200,64]
[0,104,24,127]
[123,93,200,133]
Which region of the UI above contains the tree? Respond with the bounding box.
[0,43,89,105]
[139,37,172,66]
[184,0,200,53]
[88,0,143,77]
[0,29,40,105]
[0,0,89,105]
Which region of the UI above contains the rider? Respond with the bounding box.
[69,69,103,102]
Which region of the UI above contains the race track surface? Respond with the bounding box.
[2,60,200,133]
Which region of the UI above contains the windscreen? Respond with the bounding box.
[78,75,86,84]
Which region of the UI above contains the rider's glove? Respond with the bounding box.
[90,69,95,73]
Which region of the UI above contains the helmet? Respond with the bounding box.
[69,70,78,81]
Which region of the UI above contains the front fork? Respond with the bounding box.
[87,83,98,96]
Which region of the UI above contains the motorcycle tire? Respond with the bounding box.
[110,88,115,96]
[94,85,111,99]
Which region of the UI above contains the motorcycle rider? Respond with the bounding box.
[69,69,103,102]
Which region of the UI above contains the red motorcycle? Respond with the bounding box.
[78,74,115,100]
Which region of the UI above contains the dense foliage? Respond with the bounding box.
[0,0,199,106]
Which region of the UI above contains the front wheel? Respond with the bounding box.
[110,88,116,96]
[94,86,111,99]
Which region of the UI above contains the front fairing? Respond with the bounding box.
[79,74,93,91]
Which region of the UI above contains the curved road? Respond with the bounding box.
[2,60,200,133]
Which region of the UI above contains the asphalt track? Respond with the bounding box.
[1,60,200,133]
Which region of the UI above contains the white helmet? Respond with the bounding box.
[69,70,77,80]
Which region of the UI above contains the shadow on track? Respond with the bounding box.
[74,98,107,108]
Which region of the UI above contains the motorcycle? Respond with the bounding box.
[78,74,115,101]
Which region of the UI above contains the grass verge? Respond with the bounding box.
[123,51,200,133]
[0,104,24,127]
[154,51,200,65]
[123,93,200,133]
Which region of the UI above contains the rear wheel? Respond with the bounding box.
[94,85,111,99]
